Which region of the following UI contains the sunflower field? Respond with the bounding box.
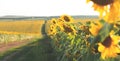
[46,0,120,61]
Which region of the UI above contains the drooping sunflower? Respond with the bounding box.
[89,21,103,36]
[63,24,77,35]
[98,35,120,59]
[87,0,120,23]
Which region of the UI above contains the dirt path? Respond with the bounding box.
[0,38,34,61]
[0,36,56,61]
[0,38,32,53]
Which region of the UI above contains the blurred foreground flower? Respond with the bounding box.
[98,35,120,59]
[87,0,120,23]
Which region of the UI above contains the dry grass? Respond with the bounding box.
[0,20,45,36]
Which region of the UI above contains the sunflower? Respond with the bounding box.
[60,15,74,23]
[48,25,57,35]
[51,18,57,24]
[91,0,114,6]
[63,24,77,35]
[98,35,120,59]
[87,0,120,23]
[89,21,102,36]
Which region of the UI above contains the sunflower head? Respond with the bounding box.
[48,29,56,35]
[48,25,57,35]
[61,15,73,22]
[63,24,77,35]
[91,0,114,6]
[102,36,112,47]
[50,25,55,29]
[98,35,120,59]
[63,24,74,33]
[51,18,57,24]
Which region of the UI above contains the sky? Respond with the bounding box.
[0,0,99,16]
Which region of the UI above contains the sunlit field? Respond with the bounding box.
[0,0,120,61]
[0,17,101,61]
[0,20,45,35]
[0,15,120,61]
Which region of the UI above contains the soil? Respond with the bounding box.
[0,38,33,61]
[0,38,32,53]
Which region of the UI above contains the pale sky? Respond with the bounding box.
[0,0,99,16]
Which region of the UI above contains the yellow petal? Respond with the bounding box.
[101,50,107,59]
[111,35,120,45]
[98,43,105,52]
[86,0,90,3]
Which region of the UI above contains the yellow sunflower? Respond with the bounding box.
[87,0,120,23]
[48,25,57,35]
[98,35,120,59]
[89,21,102,36]
[51,18,57,24]
[60,15,74,23]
